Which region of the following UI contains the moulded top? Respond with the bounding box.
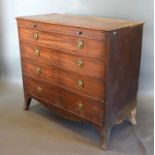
[16,13,144,31]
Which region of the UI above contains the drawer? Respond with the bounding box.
[22,58,105,101]
[24,75,58,104]
[24,76,104,125]
[21,43,106,78]
[17,19,106,40]
[19,28,107,59]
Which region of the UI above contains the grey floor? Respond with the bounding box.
[0,80,153,155]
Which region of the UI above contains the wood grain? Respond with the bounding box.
[19,28,107,57]
[101,26,143,149]
[16,14,143,150]
[22,58,105,101]
[24,75,104,125]
[21,42,106,78]
[16,13,143,31]
[17,19,106,40]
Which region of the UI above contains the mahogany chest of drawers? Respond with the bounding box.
[16,14,143,150]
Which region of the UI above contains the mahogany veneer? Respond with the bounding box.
[16,13,143,150]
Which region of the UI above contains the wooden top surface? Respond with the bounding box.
[16,13,143,31]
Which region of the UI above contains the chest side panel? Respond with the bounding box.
[105,26,143,126]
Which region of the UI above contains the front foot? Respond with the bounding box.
[24,94,32,111]
[99,128,112,150]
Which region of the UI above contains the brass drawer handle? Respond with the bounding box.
[37,86,42,93]
[33,32,39,40]
[78,102,84,111]
[77,60,84,68]
[34,48,40,56]
[35,67,41,75]
[77,80,84,89]
[77,40,84,49]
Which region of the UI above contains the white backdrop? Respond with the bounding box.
[0,0,154,95]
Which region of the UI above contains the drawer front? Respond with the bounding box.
[22,58,105,101]
[24,75,58,104]
[17,19,106,40]
[19,28,107,59]
[21,43,106,78]
[24,76,104,125]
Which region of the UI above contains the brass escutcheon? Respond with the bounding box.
[77,40,84,49]
[77,80,84,89]
[34,48,40,56]
[33,32,39,40]
[77,60,84,68]
[77,31,82,35]
[35,67,41,75]
[33,24,37,28]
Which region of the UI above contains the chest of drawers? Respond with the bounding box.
[16,14,143,150]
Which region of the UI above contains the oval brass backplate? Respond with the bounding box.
[33,32,39,40]
[35,67,41,75]
[78,102,84,111]
[77,80,84,89]
[34,48,40,56]
[77,60,84,68]
[77,40,84,49]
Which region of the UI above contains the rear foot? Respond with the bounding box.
[129,106,137,125]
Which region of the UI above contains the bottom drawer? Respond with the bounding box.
[24,76,104,125]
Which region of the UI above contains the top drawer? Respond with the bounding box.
[19,28,107,59]
[17,19,107,40]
